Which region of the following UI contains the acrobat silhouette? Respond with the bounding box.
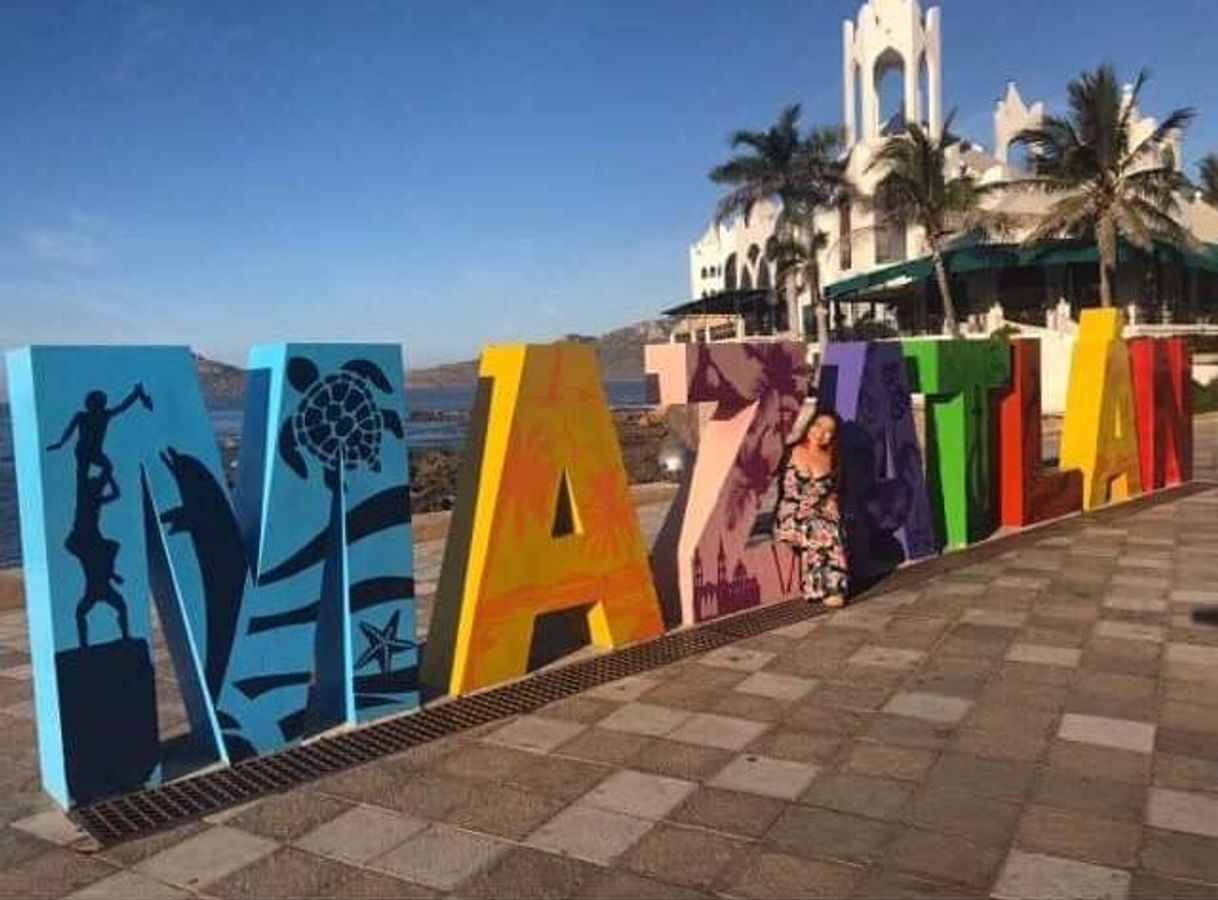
[47,384,151,646]
[47,385,152,492]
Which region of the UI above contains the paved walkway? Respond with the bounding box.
[0,481,1217,898]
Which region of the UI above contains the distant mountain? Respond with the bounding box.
[196,354,246,399]
[193,318,677,395]
[405,318,675,387]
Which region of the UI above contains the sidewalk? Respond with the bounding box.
[0,481,1216,898]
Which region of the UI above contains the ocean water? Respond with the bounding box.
[0,380,647,568]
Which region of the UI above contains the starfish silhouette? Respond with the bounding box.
[355,610,415,674]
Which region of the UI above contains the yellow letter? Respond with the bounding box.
[1060,309,1142,509]
[421,343,663,696]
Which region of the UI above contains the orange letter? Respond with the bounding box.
[421,343,663,696]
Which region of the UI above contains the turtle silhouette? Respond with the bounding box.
[278,357,404,487]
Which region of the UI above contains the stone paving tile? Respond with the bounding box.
[800,772,915,821]
[205,846,357,899]
[525,804,654,865]
[719,848,860,899]
[1147,787,1218,838]
[666,786,786,838]
[1006,642,1082,667]
[507,754,613,801]
[461,847,604,899]
[1153,753,1218,794]
[64,869,189,898]
[1094,621,1166,643]
[2,847,120,898]
[962,609,1027,628]
[555,727,655,766]
[698,647,776,672]
[1139,827,1218,885]
[619,822,748,890]
[441,783,567,840]
[1058,713,1156,754]
[844,743,939,782]
[765,804,895,865]
[847,646,926,670]
[904,786,1021,847]
[10,809,90,847]
[886,828,1005,889]
[294,805,427,865]
[580,770,697,819]
[666,712,769,751]
[746,727,843,766]
[1045,740,1150,785]
[597,702,693,737]
[883,692,972,725]
[1015,805,1141,868]
[851,868,977,898]
[924,752,1035,801]
[370,823,509,891]
[133,826,279,890]
[226,791,351,842]
[1031,770,1147,822]
[1103,595,1168,613]
[483,715,588,753]
[734,671,817,701]
[627,740,735,782]
[1129,872,1218,899]
[709,754,821,801]
[991,849,1131,900]
[583,676,660,703]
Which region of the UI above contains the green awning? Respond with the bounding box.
[823,238,1218,300]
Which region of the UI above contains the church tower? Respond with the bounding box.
[843,0,943,146]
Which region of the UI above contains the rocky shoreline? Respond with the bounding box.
[409,408,685,513]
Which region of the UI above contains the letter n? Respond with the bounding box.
[1129,337,1192,489]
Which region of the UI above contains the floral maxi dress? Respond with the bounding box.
[774,465,849,602]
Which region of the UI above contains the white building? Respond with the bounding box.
[672,0,1218,345]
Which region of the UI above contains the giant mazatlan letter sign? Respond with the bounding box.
[7,345,417,807]
[3,323,1197,810]
[818,341,938,586]
[420,343,663,696]
[645,342,811,625]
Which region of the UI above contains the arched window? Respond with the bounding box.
[700,267,707,278]
[853,63,863,143]
[746,243,761,266]
[757,261,772,290]
[875,175,908,264]
[724,254,738,292]
[839,201,853,271]
[918,53,930,128]
[874,49,906,137]
[741,267,753,290]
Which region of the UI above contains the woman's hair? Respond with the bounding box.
[783,406,843,481]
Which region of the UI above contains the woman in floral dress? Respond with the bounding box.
[774,408,849,607]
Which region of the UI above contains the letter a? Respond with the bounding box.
[421,343,663,696]
[1060,309,1142,509]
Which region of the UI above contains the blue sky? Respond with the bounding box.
[1,0,1215,373]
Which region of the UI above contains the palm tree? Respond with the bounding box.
[1008,65,1194,308]
[864,112,1001,336]
[709,105,848,357]
[1200,154,1218,207]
